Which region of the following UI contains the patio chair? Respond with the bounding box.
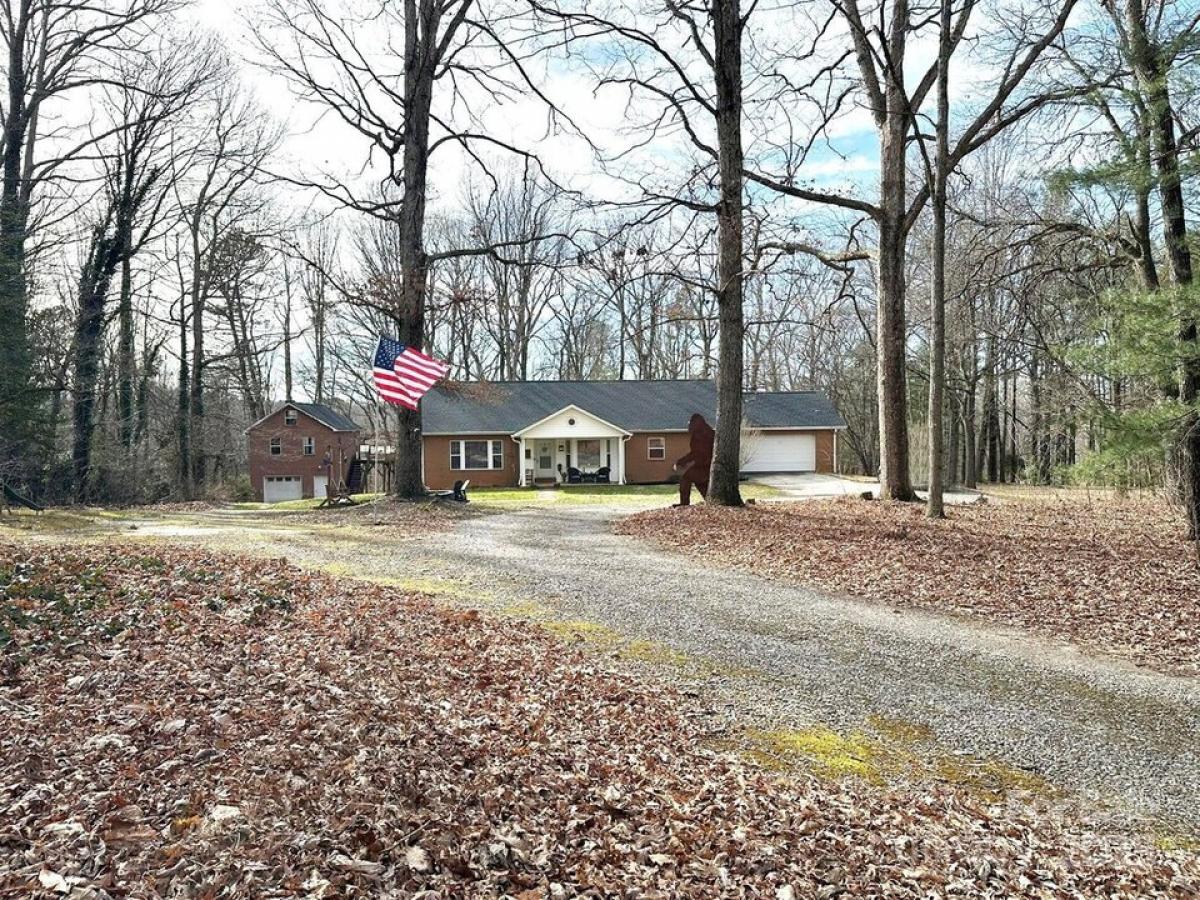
[595,466,611,484]
[430,478,470,502]
[567,466,583,484]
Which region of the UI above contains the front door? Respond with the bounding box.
[535,440,556,481]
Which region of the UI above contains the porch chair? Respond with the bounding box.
[566,467,583,484]
[595,466,611,484]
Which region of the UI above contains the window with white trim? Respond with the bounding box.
[450,439,504,470]
[302,437,315,456]
[270,437,282,456]
[647,436,666,460]
[284,408,298,425]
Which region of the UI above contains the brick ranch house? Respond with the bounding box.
[245,402,363,502]
[420,380,846,489]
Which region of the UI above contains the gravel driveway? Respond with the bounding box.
[325,501,1200,832]
[113,500,1200,831]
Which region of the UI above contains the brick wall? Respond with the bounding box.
[247,408,359,501]
[420,428,839,490]
[624,432,691,483]
[423,434,519,490]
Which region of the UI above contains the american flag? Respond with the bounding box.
[372,336,449,410]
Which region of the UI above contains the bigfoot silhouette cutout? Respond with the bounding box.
[673,413,715,506]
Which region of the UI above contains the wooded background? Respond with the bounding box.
[0,0,1196,528]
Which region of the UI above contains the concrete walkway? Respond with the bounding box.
[750,472,982,504]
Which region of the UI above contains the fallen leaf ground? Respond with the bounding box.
[615,495,1200,676]
[1,540,1197,897]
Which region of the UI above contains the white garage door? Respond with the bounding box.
[313,475,328,499]
[742,433,817,473]
[263,476,303,503]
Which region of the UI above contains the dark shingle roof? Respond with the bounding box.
[422,380,844,434]
[291,402,360,432]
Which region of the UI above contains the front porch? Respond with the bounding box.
[513,405,631,487]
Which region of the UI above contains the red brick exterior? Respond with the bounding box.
[422,434,520,489]
[247,407,360,501]
[419,428,838,490]
[624,432,693,484]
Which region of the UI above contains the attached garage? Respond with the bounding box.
[263,476,303,503]
[741,432,818,473]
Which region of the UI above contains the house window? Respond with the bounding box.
[451,439,503,470]
[647,436,666,460]
[302,437,315,456]
[285,409,297,426]
[577,439,601,471]
[270,437,282,456]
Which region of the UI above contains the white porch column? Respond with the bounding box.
[518,437,527,485]
[618,436,627,484]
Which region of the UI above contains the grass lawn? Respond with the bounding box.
[617,493,1200,676]
[470,481,782,505]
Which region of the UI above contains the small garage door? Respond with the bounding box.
[742,433,817,473]
[263,476,303,503]
[313,475,328,499]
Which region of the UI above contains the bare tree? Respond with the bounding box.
[0,0,174,476]
[748,0,1080,500]
[529,0,751,505]
[69,38,212,500]
[172,81,278,497]
[256,0,574,498]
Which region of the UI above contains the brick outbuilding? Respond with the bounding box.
[246,402,362,502]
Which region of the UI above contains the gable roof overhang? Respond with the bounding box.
[244,401,359,434]
[511,404,632,439]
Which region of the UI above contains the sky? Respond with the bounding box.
[154,0,1087,403]
[181,0,889,222]
[181,0,1085,223]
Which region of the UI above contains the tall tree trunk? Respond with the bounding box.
[963,380,977,488]
[189,222,205,496]
[1030,351,1046,482]
[1132,143,1160,291]
[1008,370,1018,481]
[71,228,118,501]
[392,9,434,499]
[926,0,951,517]
[0,9,33,468]
[874,0,917,502]
[177,302,191,497]
[707,0,746,508]
[283,259,294,402]
[117,252,135,449]
[947,383,960,488]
